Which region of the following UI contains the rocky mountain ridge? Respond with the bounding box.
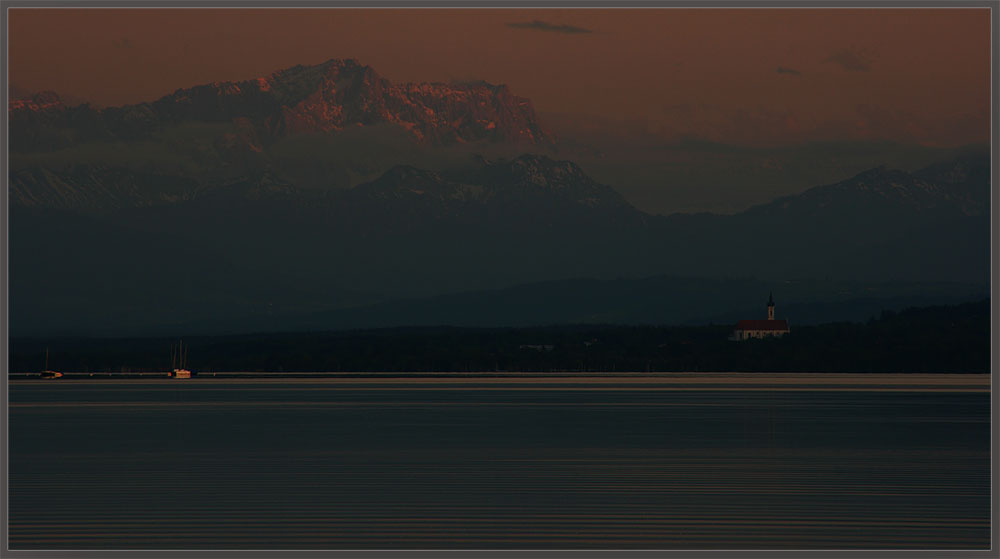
[746,158,988,220]
[9,58,550,151]
[10,147,989,222]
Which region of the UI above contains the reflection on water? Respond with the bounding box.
[8,377,990,549]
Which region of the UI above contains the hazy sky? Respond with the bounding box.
[9,8,990,147]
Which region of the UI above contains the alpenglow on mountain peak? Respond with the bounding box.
[9,57,551,151]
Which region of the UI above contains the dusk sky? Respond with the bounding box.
[9,8,990,147]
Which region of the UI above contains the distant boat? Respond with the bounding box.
[40,348,63,379]
[168,340,194,379]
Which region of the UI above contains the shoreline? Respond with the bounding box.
[8,372,991,391]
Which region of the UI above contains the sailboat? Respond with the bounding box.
[168,340,193,379]
[40,348,63,379]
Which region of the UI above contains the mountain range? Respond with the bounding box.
[7,59,991,337]
[10,58,548,151]
[10,149,989,337]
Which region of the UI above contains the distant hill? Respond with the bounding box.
[151,275,989,336]
[9,299,990,374]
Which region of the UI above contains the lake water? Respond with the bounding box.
[8,374,990,549]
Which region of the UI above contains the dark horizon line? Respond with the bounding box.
[9,297,989,344]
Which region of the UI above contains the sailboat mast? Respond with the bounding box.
[45,348,49,370]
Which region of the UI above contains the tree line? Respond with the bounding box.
[9,299,989,374]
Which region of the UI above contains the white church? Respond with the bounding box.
[731,292,791,341]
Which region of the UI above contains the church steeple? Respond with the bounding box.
[767,292,775,321]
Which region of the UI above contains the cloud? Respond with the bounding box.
[824,48,873,72]
[777,66,801,76]
[505,20,593,34]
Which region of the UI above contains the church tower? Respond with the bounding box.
[767,292,775,321]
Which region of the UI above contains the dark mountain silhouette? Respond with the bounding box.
[158,276,989,337]
[9,148,990,336]
[742,163,987,225]
[10,165,203,213]
[644,146,990,283]
[340,155,643,231]
[7,57,990,338]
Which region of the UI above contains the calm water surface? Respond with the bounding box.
[8,375,990,549]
